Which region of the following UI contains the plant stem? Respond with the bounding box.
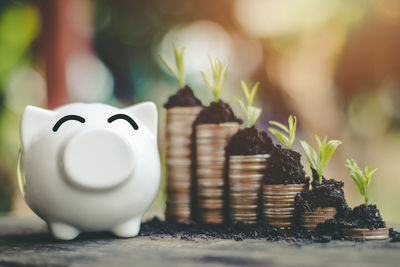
[214,91,219,102]
[179,78,185,89]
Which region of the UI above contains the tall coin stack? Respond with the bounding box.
[195,122,240,223]
[166,106,203,222]
[263,184,306,227]
[228,154,270,224]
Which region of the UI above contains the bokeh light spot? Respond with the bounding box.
[66,52,114,102]
[235,0,338,37]
[5,66,46,113]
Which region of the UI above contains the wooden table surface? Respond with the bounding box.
[0,216,399,267]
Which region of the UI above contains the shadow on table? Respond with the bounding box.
[0,231,118,247]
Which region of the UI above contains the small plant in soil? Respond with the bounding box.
[342,158,386,230]
[201,57,228,102]
[232,81,261,128]
[226,81,273,156]
[161,44,202,108]
[268,115,297,149]
[300,136,342,185]
[264,115,308,185]
[294,135,348,229]
[345,158,377,206]
[195,57,241,124]
[160,44,186,89]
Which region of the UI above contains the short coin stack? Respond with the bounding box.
[195,122,240,224]
[342,227,389,241]
[262,184,306,227]
[165,106,203,222]
[228,154,270,224]
[300,207,337,230]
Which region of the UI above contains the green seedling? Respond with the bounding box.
[232,81,261,128]
[268,115,297,149]
[201,57,228,102]
[300,135,342,184]
[160,44,186,88]
[345,158,377,206]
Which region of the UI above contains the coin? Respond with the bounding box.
[342,227,389,241]
[300,207,337,230]
[263,183,306,228]
[227,154,269,224]
[195,122,240,224]
[165,106,203,223]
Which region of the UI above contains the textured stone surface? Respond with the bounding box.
[0,216,399,267]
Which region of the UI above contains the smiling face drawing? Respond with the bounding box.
[52,113,140,133]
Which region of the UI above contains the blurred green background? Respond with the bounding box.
[0,0,399,222]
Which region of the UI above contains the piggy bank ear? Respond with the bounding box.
[124,102,158,136]
[20,105,55,150]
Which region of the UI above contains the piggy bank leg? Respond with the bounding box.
[48,222,80,240]
[112,217,141,238]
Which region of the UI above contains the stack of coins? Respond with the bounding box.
[195,122,240,223]
[262,184,306,227]
[228,154,270,224]
[342,227,389,241]
[165,106,203,222]
[300,207,337,230]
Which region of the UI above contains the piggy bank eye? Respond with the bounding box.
[108,114,139,130]
[53,115,86,132]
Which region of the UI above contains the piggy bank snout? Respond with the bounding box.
[62,129,135,190]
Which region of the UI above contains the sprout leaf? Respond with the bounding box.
[345,158,377,206]
[247,106,262,128]
[301,135,341,184]
[268,128,289,145]
[201,57,228,101]
[300,140,318,172]
[268,115,297,149]
[232,81,262,128]
[160,44,186,88]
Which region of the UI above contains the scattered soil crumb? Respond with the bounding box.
[140,217,344,243]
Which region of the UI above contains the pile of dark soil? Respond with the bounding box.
[314,204,386,234]
[139,217,337,243]
[225,127,274,156]
[164,86,202,108]
[264,145,309,185]
[294,171,349,217]
[343,204,386,229]
[195,101,242,125]
[314,218,346,240]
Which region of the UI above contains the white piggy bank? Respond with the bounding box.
[18,102,160,240]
